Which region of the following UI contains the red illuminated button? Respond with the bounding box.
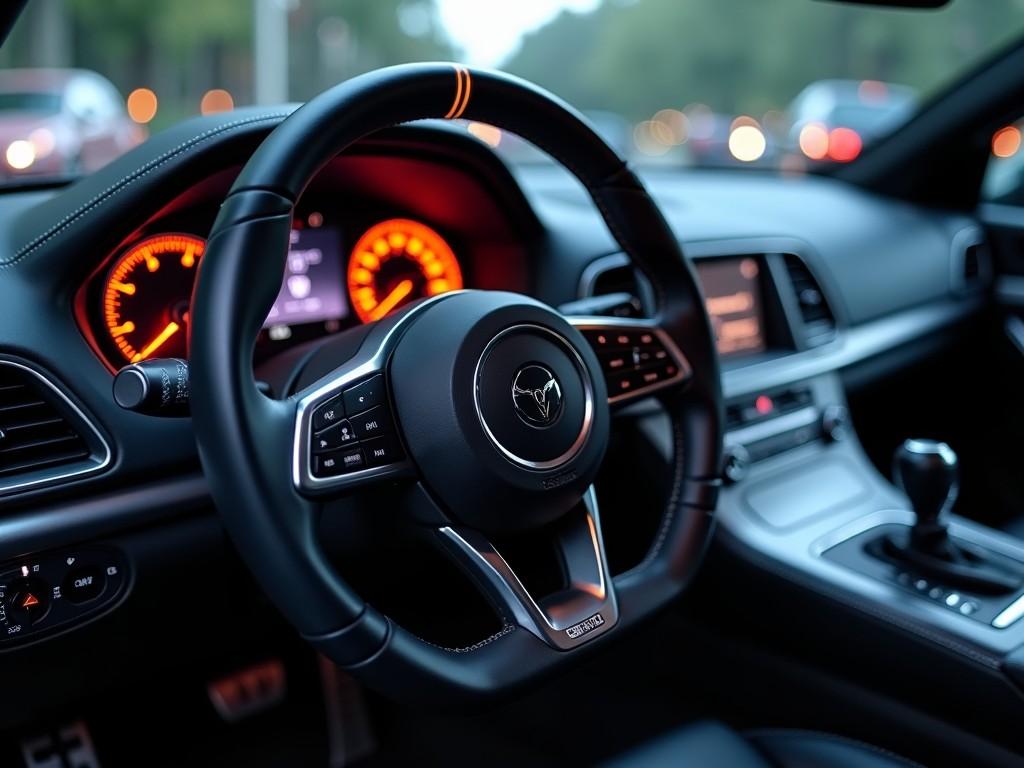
[754,395,774,416]
[8,578,50,624]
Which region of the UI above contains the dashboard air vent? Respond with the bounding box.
[783,254,836,347]
[0,361,109,494]
[577,254,644,317]
[963,243,982,283]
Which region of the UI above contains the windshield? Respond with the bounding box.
[0,0,1022,180]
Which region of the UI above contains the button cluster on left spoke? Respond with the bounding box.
[310,374,404,477]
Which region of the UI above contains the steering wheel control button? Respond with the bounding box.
[350,405,391,440]
[343,375,385,415]
[313,420,356,453]
[362,435,403,467]
[578,324,687,403]
[62,566,106,605]
[312,396,344,432]
[315,447,366,477]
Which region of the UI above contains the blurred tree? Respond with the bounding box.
[0,0,452,127]
[505,0,1024,122]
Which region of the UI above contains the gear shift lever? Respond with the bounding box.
[894,439,958,555]
[879,439,1020,594]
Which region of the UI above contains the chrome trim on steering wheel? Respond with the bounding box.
[438,486,618,650]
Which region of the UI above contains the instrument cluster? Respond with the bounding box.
[81,210,467,372]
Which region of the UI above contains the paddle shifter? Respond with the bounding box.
[880,439,1020,594]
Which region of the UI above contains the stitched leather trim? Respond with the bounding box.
[1,111,292,271]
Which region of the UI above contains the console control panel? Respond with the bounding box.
[309,373,405,477]
[0,546,129,648]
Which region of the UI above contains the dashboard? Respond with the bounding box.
[0,106,992,706]
[81,214,466,370]
[71,146,533,373]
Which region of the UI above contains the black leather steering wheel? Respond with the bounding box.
[190,63,723,702]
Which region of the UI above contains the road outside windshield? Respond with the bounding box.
[1,0,1023,180]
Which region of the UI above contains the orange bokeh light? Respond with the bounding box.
[200,89,234,116]
[126,88,158,124]
[992,126,1022,159]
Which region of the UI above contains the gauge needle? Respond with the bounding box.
[368,279,414,322]
[131,321,180,362]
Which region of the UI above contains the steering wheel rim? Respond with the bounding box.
[190,63,723,702]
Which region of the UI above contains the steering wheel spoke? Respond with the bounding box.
[437,487,618,650]
[566,316,692,406]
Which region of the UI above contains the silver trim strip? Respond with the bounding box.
[438,486,617,650]
[567,315,692,404]
[473,324,595,471]
[993,594,1024,629]
[722,298,979,399]
[726,405,818,446]
[0,359,112,497]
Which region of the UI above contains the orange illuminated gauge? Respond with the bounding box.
[347,218,463,323]
[102,233,205,363]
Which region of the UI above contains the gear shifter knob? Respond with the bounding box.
[894,439,958,536]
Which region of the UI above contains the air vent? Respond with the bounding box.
[578,254,644,317]
[963,244,982,282]
[783,254,836,347]
[0,360,109,494]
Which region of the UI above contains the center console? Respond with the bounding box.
[580,235,1024,742]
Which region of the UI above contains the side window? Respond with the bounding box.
[982,122,1024,205]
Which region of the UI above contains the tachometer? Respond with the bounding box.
[347,218,463,323]
[102,233,205,363]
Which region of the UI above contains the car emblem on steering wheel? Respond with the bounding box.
[512,364,563,426]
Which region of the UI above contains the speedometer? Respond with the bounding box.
[347,218,463,323]
[102,233,205,363]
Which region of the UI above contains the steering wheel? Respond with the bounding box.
[190,63,723,702]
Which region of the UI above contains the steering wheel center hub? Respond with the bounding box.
[389,292,609,533]
[475,323,593,469]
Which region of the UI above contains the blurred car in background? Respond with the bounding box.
[0,69,142,179]
[786,78,917,163]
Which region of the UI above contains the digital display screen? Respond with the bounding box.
[696,256,766,358]
[264,227,348,327]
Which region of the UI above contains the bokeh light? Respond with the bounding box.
[728,122,766,162]
[827,127,862,162]
[798,123,829,160]
[5,140,35,169]
[467,122,502,147]
[126,88,158,124]
[993,126,1022,159]
[652,109,688,145]
[200,89,235,115]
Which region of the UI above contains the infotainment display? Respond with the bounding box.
[696,256,766,358]
[264,227,348,327]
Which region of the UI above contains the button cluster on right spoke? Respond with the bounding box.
[309,374,405,478]
[583,328,680,399]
